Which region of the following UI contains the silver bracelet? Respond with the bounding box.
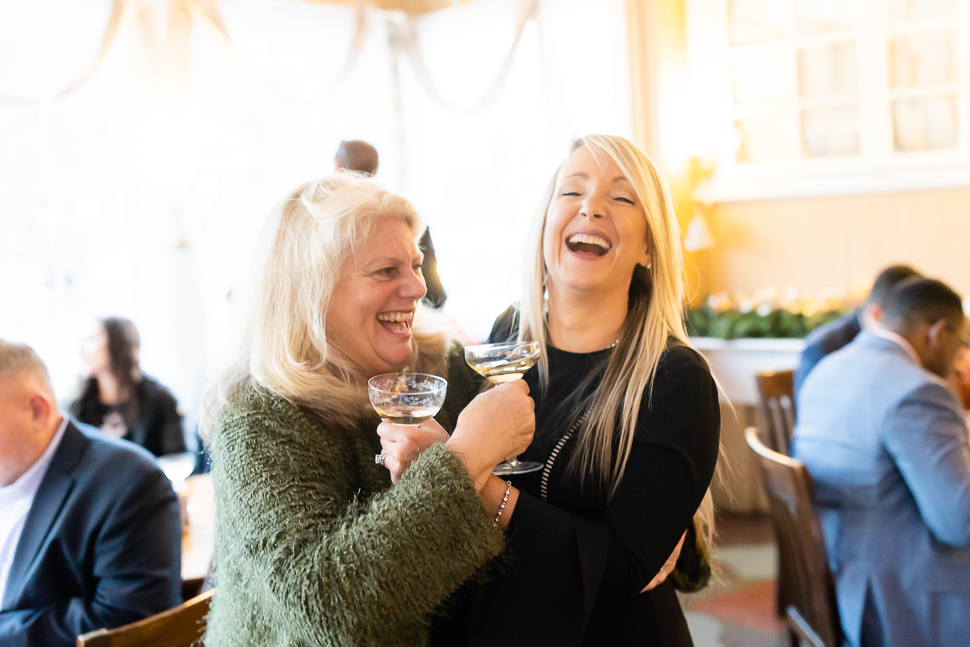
[493,480,513,527]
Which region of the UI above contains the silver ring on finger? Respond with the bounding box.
[375,451,388,466]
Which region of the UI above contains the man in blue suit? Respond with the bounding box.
[794,264,920,400]
[792,278,970,647]
[0,340,182,646]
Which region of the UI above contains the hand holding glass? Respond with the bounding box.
[464,342,542,475]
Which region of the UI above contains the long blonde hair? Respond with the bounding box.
[201,173,446,435]
[517,134,715,550]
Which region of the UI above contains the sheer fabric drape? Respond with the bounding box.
[0,0,631,418]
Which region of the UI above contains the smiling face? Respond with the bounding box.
[327,217,426,380]
[542,145,651,298]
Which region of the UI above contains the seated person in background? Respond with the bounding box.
[333,139,379,176]
[792,278,970,647]
[70,317,186,457]
[794,264,920,399]
[334,139,447,308]
[0,340,182,646]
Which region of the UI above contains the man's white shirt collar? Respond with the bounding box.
[0,416,68,603]
[872,329,923,367]
[0,417,68,502]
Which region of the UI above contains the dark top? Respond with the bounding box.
[793,310,862,401]
[431,308,721,647]
[70,375,186,457]
[0,421,182,646]
[420,228,447,309]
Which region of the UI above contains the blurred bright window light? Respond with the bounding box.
[0,0,631,417]
[0,0,111,99]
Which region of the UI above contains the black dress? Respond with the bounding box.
[70,375,186,457]
[431,310,720,647]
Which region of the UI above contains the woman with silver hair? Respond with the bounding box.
[200,173,535,647]
[386,135,721,646]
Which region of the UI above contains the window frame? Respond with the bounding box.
[686,0,970,202]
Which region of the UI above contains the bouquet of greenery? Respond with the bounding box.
[686,289,851,340]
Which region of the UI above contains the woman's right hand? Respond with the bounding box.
[446,380,535,491]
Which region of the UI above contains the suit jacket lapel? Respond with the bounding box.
[2,422,87,609]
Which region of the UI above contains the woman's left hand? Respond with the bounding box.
[641,531,686,592]
[377,419,451,483]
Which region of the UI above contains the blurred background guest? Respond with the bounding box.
[69,317,186,457]
[794,265,922,399]
[334,139,447,309]
[792,278,970,647]
[0,340,182,646]
[333,139,379,175]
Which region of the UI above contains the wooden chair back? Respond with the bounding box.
[756,370,796,455]
[76,589,213,647]
[745,429,842,647]
[181,577,205,602]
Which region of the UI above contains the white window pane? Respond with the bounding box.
[794,0,860,36]
[801,105,859,156]
[728,0,789,45]
[892,95,958,151]
[732,50,788,104]
[798,42,858,97]
[887,0,957,24]
[735,113,790,162]
[889,29,957,88]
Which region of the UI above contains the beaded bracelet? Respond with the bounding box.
[493,480,513,527]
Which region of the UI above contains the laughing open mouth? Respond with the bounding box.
[566,233,612,256]
[376,311,413,334]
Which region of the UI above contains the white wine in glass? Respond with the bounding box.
[464,342,542,475]
[370,405,439,426]
[368,373,447,426]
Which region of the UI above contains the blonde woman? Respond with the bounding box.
[200,174,535,647]
[387,136,720,646]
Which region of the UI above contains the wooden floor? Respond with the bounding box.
[683,512,789,647]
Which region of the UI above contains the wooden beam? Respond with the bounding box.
[626,0,660,158]
[318,0,479,14]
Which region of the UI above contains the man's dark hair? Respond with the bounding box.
[883,277,964,331]
[334,140,378,175]
[866,264,921,308]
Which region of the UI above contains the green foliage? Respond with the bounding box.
[686,305,846,339]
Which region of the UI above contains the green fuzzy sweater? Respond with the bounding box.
[203,352,501,647]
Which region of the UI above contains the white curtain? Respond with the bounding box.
[0,0,631,421]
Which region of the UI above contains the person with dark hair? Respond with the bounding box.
[0,340,181,645]
[333,140,379,176]
[70,318,186,457]
[794,264,921,398]
[333,140,448,308]
[792,277,970,647]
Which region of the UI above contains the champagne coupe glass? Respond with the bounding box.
[156,452,197,493]
[464,341,542,475]
[368,373,448,426]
